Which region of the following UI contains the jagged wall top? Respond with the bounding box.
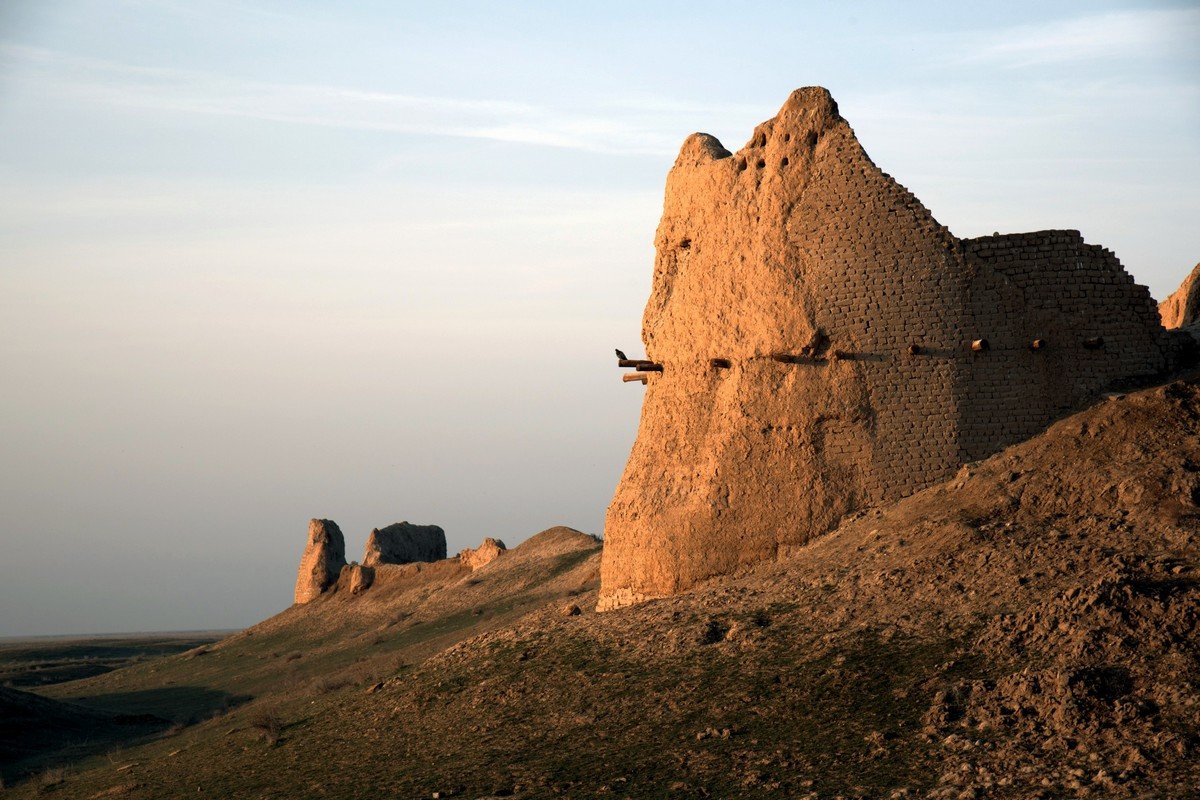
[644,87,954,363]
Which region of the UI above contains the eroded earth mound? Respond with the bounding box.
[459,537,507,570]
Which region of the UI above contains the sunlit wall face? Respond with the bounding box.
[0,0,1197,636]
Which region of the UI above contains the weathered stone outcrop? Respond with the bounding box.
[1159,263,1200,329]
[458,537,506,570]
[598,86,1171,611]
[294,519,347,604]
[362,522,446,567]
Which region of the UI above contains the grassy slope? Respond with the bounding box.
[8,381,1200,798]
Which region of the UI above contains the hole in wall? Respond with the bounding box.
[806,131,818,148]
[781,157,789,167]
[756,159,766,169]
[783,133,791,142]
[736,158,747,172]
[679,238,691,250]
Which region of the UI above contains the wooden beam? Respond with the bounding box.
[971,339,989,352]
[617,359,652,368]
[907,344,922,356]
[1030,338,1047,351]
[635,363,663,372]
[709,358,731,369]
[770,353,827,364]
[622,373,648,383]
[1083,337,1105,350]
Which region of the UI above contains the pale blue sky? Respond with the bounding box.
[1,1,1197,635]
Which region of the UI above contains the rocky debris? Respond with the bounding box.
[1159,262,1200,328]
[343,562,374,595]
[362,522,446,567]
[294,519,347,604]
[561,604,581,617]
[600,86,1170,610]
[458,537,506,570]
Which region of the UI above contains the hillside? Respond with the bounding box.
[0,687,167,783]
[0,527,599,788]
[6,379,1199,797]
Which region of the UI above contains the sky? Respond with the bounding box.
[0,1,1197,636]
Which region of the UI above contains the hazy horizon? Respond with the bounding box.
[2,0,1198,636]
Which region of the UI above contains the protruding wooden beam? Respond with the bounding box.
[971,339,989,352]
[622,373,648,384]
[907,344,922,356]
[1083,337,1105,350]
[801,329,828,357]
[770,353,825,364]
[617,359,653,369]
[709,358,731,369]
[1030,338,1047,351]
[635,363,663,372]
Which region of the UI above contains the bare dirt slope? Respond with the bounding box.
[9,380,1200,797]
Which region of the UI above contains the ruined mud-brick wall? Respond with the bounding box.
[598,87,1171,611]
[960,232,1167,461]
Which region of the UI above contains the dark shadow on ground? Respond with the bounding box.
[62,684,253,723]
[0,685,251,785]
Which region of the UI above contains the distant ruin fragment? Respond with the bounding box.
[1160,263,1200,330]
[363,522,447,567]
[598,87,1174,611]
[458,537,507,570]
[294,519,347,604]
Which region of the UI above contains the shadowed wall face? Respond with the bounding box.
[598,89,1171,611]
[362,522,446,567]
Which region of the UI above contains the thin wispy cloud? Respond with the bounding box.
[0,44,718,156]
[116,0,308,31]
[960,8,1200,68]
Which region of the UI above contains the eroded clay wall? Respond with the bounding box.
[600,88,978,610]
[598,88,1171,611]
[960,232,1169,462]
